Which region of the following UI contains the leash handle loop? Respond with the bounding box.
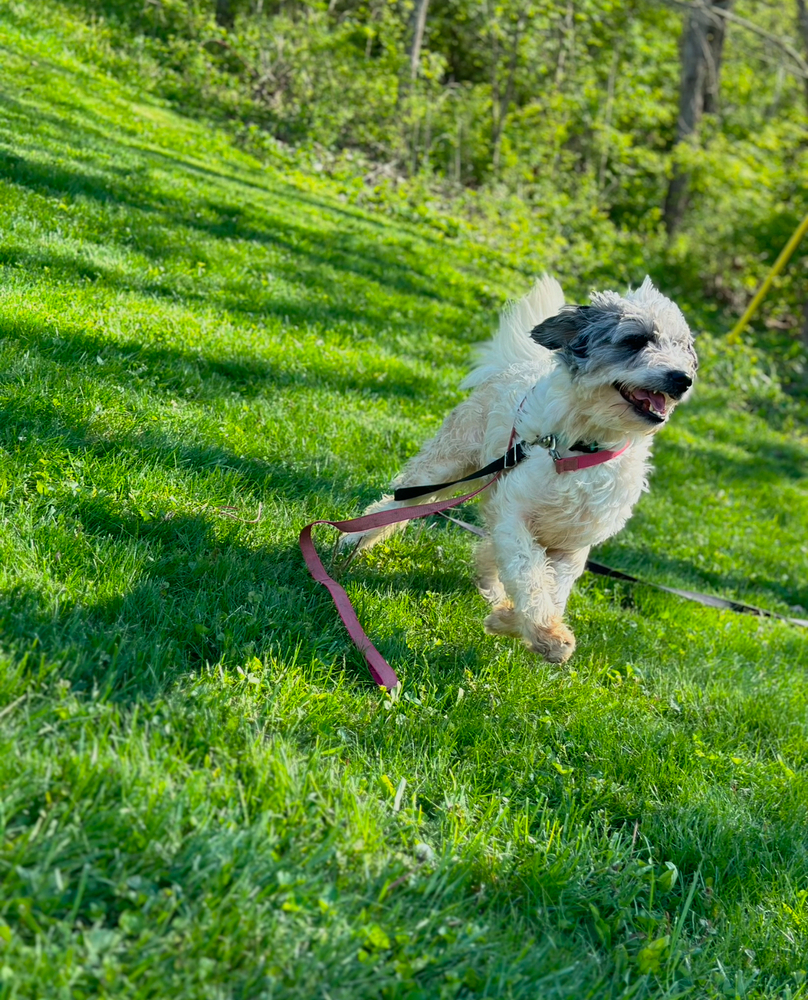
[299,467,509,689]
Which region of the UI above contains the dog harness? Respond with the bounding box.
[299,421,630,689]
[393,434,630,501]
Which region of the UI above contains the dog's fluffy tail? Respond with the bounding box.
[462,274,565,389]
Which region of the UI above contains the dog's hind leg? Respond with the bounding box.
[488,516,577,663]
[341,398,485,553]
[549,548,590,617]
[475,539,524,638]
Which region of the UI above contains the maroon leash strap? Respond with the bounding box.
[299,477,504,689]
[554,441,629,473]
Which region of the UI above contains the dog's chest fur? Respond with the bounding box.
[475,364,653,551]
[501,446,650,550]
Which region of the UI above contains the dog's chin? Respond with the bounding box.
[615,383,669,426]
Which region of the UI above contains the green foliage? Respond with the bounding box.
[53,0,808,378]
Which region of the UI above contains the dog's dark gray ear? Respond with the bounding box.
[530,306,591,352]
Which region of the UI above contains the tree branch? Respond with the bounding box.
[663,0,808,79]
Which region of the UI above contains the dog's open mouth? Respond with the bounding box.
[616,383,668,423]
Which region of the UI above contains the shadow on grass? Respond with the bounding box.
[0,382,480,700]
[0,308,439,403]
[0,126,484,319]
[2,63,481,259]
[660,421,807,485]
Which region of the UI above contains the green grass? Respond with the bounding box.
[1,3,808,998]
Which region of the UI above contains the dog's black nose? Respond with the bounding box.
[663,370,693,398]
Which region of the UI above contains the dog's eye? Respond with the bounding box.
[621,334,652,352]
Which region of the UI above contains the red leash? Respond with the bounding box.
[299,472,507,689]
[554,442,629,472]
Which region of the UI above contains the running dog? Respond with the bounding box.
[343,276,697,663]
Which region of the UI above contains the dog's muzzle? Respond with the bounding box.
[617,369,693,423]
[661,370,693,398]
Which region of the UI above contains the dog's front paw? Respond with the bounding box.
[484,604,522,638]
[523,617,576,664]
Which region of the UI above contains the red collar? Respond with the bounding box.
[535,432,630,473]
[554,441,630,473]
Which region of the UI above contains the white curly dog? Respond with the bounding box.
[344,275,697,664]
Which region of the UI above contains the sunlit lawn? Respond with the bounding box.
[1,4,807,998]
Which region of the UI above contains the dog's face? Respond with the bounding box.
[530,276,697,435]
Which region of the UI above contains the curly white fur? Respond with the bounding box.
[344,275,697,663]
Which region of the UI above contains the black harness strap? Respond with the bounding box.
[393,442,528,502]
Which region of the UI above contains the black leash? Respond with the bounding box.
[394,443,527,502]
[585,560,808,627]
[435,513,808,629]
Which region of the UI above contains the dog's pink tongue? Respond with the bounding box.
[633,389,667,414]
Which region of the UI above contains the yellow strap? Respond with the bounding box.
[726,211,808,344]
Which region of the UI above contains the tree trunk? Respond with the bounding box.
[702,6,729,113]
[492,13,526,172]
[554,1,574,88]
[664,0,733,235]
[798,0,808,110]
[215,0,235,30]
[408,0,431,80]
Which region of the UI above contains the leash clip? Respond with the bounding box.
[538,434,561,462]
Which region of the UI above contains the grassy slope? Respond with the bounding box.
[1,4,808,998]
